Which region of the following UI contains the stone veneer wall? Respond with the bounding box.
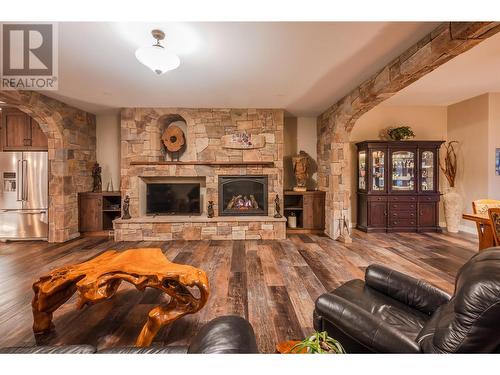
[117,108,285,240]
[0,91,96,242]
[317,22,500,239]
[114,218,285,241]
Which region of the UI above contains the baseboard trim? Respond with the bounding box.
[353,221,478,236]
[459,225,477,235]
[439,222,477,236]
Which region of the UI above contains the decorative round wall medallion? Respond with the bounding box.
[162,125,185,152]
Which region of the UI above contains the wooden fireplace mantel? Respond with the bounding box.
[129,161,275,167]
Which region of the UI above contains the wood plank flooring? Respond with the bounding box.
[0,230,478,353]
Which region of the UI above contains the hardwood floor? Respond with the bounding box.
[0,230,478,353]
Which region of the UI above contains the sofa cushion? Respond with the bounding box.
[326,279,430,341]
[98,346,188,354]
[417,248,500,353]
[0,345,96,354]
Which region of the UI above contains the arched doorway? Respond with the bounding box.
[0,91,96,242]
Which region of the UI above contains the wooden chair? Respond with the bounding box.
[471,200,500,250]
[488,208,500,246]
[472,199,500,214]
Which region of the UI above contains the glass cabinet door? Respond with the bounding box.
[421,151,435,191]
[371,150,385,191]
[391,151,415,191]
[358,151,366,190]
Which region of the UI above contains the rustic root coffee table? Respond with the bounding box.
[31,248,209,347]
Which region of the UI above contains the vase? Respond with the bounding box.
[442,187,462,233]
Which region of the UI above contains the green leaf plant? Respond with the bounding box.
[387,126,415,141]
[289,331,346,354]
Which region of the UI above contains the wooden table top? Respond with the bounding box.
[32,248,210,347]
[462,213,490,223]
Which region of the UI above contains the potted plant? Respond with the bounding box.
[288,331,346,354]
[440,141,462,233]
[386,126,415,141]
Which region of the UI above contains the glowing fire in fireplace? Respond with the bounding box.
[227,195,259,210]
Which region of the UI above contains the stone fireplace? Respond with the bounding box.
[219,175,267,216]
[113,108,286,241]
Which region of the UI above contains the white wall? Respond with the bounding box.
[349,105,448,225]
[488,94,500,200]
[448,93,500,232]
[297,117,318,188]
[283,117,318,190]
[96,112,121,191]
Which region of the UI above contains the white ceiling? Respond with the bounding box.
[384,30,500,106]
[39,22,440,115]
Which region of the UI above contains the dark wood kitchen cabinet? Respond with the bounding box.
[78,191,121,235]
[356,140,444,233]
[1,107,48,151]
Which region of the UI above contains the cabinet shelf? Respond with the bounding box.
[79,192,122,233]
[283,190,325,234]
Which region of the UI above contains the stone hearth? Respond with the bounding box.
[115,107,285,241]
[113,215,285,241]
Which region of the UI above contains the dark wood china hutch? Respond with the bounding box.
[356,140,444,233]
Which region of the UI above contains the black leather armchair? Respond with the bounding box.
[0,315,258,354]
[313,247,500,353]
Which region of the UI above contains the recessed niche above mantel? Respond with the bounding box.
[129,161,275,167]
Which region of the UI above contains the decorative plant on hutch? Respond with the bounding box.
[440,141,461,233]
[387,126,415,141]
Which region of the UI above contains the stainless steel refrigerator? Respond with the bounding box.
[0,152,48,240]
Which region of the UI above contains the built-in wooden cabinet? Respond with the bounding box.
[78,192,121,234]
[1,107,48,151]
[284,190,325,234]
[356,140,444,233]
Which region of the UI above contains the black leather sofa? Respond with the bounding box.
[0,315,258,354]
[314,247,500,353]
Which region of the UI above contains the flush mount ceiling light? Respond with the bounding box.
[135,29,180,75]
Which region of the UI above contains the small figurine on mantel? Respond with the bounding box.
[122,195,131,220]
[274,194,282,218]
[292,150,309,192]
[91,162,102,192]
[207,201,214,218]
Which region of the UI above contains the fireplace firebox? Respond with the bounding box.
[218,176,268,216]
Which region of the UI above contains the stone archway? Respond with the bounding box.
[317,22,500,239]
[0,91,96,242]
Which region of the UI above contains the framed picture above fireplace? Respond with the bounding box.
[218,175,268,216]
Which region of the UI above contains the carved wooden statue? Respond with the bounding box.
[31,248,209,347]
[91,162,102,192]
[274,194,282,218]
[122,195,131,219]
[207,201,214,218]
[292,151,309,192]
